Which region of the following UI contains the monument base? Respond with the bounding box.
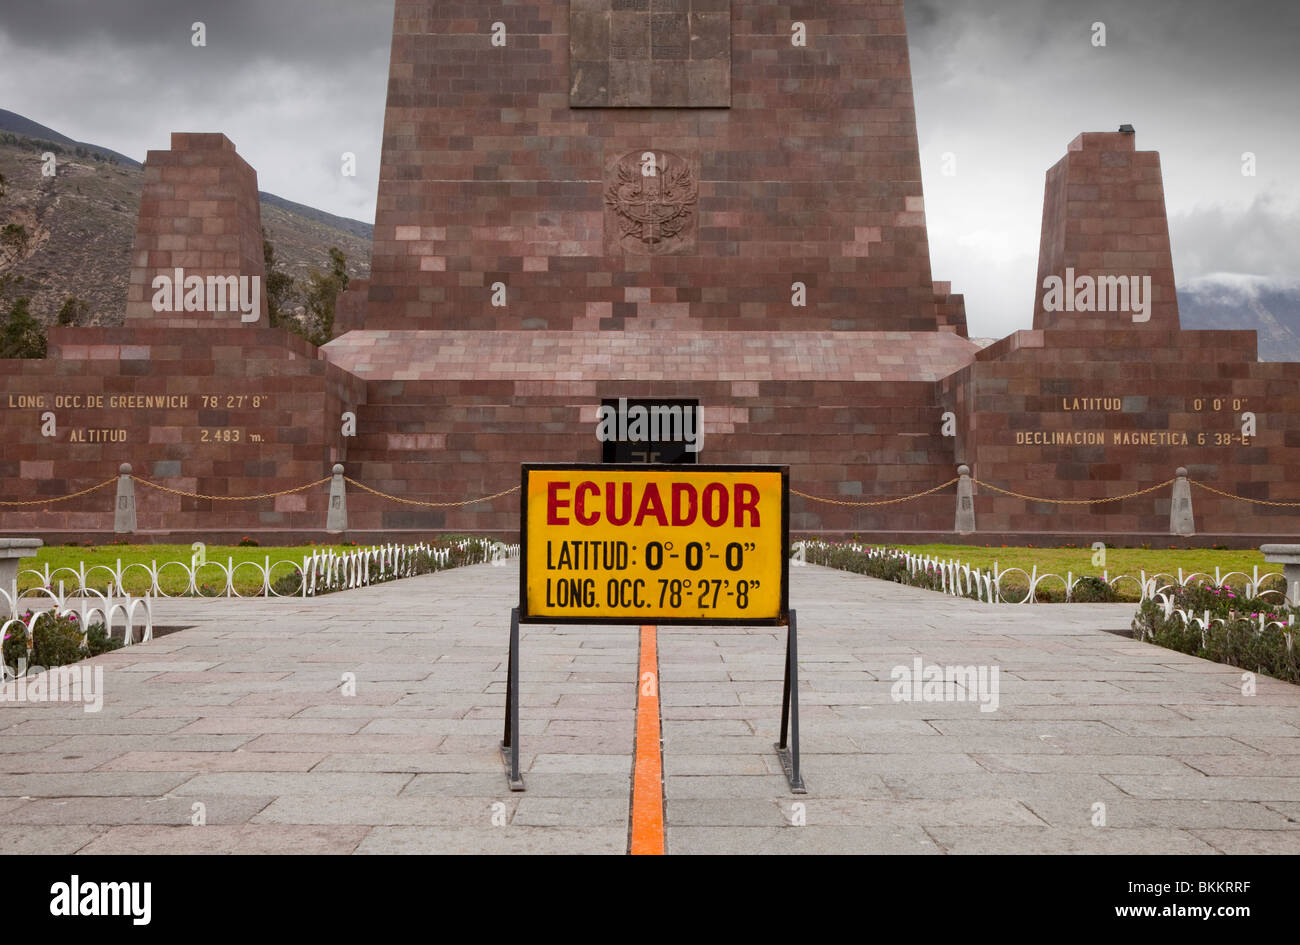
[4,321,1300,542]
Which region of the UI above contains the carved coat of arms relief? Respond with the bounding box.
[604,150,699,256]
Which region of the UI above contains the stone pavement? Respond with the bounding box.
[2,561,1298,854]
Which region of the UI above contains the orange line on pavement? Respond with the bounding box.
[629,624,665,855]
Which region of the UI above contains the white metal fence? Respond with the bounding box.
[14,538,519,601]
[792,540,1290,605]
[1,582,153,654]
[1141,590,1296,642]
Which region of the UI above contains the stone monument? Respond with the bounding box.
[0,0,1297,545]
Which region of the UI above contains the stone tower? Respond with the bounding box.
[363,0,964,334]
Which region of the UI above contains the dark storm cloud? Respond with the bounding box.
[907,0,1300,334]
[909,0,1300,69]
[1172,197,1300,278]
[0,0,392,60]
[0,1,394,224]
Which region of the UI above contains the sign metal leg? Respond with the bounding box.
[775,609,807,793]
[500,606,525,791]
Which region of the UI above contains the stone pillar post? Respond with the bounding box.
[955,465,975,535]
[114,464,137,534]
[1170,467,1194,537]
[326,464,348,534]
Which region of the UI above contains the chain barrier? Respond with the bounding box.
[343,478,521,508]
[131,476,332,501]
[0,477,117,507]
[972,477,1175,506]
[791,478,958,507]
[1190,480,1300,508]
[2,473,1299,513]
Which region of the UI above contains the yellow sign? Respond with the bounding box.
[521,464,789,624]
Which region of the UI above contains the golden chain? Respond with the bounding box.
[132,476,332,501]
[973,477,1174,505]
[0,477,117,507]
[1190,480,1300,508]
[5,474,1297,513]
[345,478,521,508]
[792,478,959,507]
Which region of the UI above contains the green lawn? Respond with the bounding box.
[16,543,371,596]
[890,543,1271,582]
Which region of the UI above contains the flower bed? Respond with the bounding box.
[1131,582,1299,684]
[2,611,123,677]
[796,540,1284,605]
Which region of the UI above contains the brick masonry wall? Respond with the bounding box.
[0,327,363,533]
[323,327,976,532]
[125,133,268,328]
[1032,132,1178,333]
[339,377,959,534]
[942,330,1300,535]
[366,0,960,333]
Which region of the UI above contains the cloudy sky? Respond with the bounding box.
[1,0,1295,338]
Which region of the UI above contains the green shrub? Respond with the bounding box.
[30,613,85,667]
[1131,583,1298,684]
[85,622,123,656]
[3,613,119,673]
[1070,576,1120,603]
[270,569,304,596]
[3,618,30,667]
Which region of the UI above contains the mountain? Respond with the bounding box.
[1178,275,1300,362]
[0,111,372,327]
[0,109,142,169]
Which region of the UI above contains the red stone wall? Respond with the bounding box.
[323,327,976,533]
[942,330,1300,536]
[366,0,960,334]
[340,377,959,535]
[1032,132,1179,333]
[0,327,363,534]
[125,133,268,328]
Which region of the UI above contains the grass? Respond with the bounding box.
[810,542,1281,603]
[888,543,1271,581]
[16,543,378,596]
